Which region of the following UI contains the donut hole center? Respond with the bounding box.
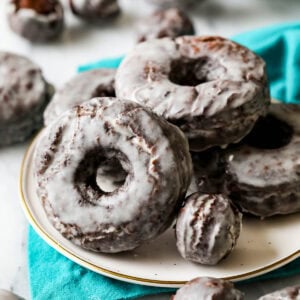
[96,157,127,193]
[74,149,129,204]
[169,57,221,87]
[244,114,294,149]
[91,86,116,98]
[14,0,56,14]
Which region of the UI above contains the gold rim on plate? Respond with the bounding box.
[19,132,300,287]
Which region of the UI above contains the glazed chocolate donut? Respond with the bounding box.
[44,69,115,126]
[137,8,195,43]
[69,0,120,21]
[258,285,300,300]
[115,36,270,151]
[226,103,300,218]
[172,277,244,300]
[7,0,64,42]
[176,193,242,265]
[34,97,192,253]
[0,52,52,146]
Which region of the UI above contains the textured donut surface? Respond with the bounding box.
[258,285,300,300]
[137,8,194,43]
[116,36,270,151]
[0,51,51,146]
[7,0,64,42]
[176,193,242,265]
[226,103,300,218]
[172,277,244,300]
[34,97,192,253]
[44,69,115,125]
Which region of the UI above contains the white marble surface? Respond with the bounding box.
[0,0,299,299]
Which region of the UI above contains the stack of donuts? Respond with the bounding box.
[2,34,300,267]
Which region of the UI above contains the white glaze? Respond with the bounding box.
[226,103,300,217]
[34,97,192,251]
[0,52,46,122]
[44,69,115,125]
[173,277,244,300]
[176,194,242,265]
[137,7,194,42]
[228,136,300,187]
[116,36,267,120]
[229,103,300,188]
[2,0,300,296]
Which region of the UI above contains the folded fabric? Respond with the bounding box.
[232,21,300,104]
[78,56,124,73]
[29,21,300,300]
[28,228,173,300]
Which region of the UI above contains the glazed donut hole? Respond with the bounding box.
[73,149,130,201]
[13,0,57,14]
[168,56,223,87]
[243,114,294,149]
[175,193,242,265]
[7,0,64,42]
[172,277,244,300]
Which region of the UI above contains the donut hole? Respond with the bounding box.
[169,57,222,87]
[244,114,294,149]
[14,0,56,14]
[92,86,116,98]
[73,149,129,203]
[96,157,128,193]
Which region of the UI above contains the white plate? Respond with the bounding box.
[19,132,300,288]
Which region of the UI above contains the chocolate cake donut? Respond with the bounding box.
[226,103,300,218]
[34,97,192,253]
[172,277,244,300]
[258,285,300,300]
[69,0,120,21]
[7,0,64,43]
[176,193,242,265]
[0,52,52,146]
[44,69,115,126]
[137,8,195,43]
[115,36,270,151]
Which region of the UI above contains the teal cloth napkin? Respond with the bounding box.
[29,21,300,300]
[232,21,300,103]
